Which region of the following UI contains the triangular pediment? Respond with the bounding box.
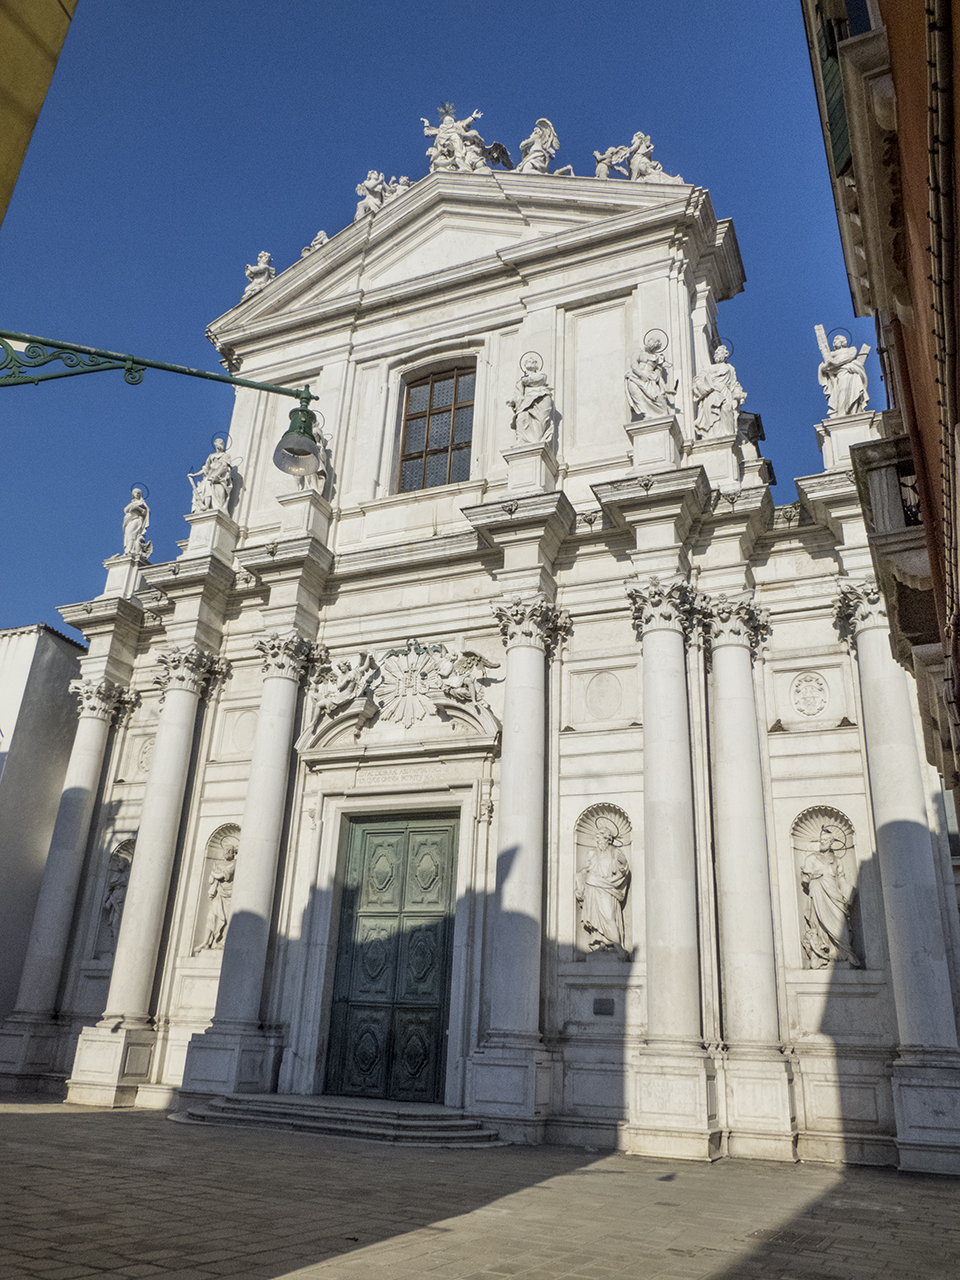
[208,172,704,344]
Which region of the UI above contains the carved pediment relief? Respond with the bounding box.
[296,637,500,753]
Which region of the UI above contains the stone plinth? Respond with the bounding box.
[276,488,333,541]
[502,442,558,494]
[625,416,683,473]
[684,434,741,486]
[100,553,148,599]
[183,509,239,561]
[620,1046,723,1161]
[816,411,881,470]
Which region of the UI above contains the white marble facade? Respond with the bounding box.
[3,145,960,1174]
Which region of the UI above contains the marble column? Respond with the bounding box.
[0,679,124,1086]
[180,633,313,1097]
[467,593,567,1139]
[623,577,720,1160]
[706,594,796,1160]
[66,646,220,1105]
[707,595,779,1046]
[627,578,702,1044]
[840,581,960,1173]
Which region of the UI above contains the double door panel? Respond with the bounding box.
[326,814,457,1102]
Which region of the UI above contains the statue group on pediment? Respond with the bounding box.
[422,108,513,173]
[354,171,413,221]
[594,131,684,185]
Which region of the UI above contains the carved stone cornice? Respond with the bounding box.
[492,593,570,655]
[835,579,887,648]
[704,593,771,658]
[626,576,701,642]
[153,646,226,700]
[69,678,125,722]
[255,632,315,679]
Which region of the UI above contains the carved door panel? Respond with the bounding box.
[325,814,458,1102]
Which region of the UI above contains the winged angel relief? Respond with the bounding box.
[301,639,500,742]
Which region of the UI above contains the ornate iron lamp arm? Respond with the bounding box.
[0,329,317,409]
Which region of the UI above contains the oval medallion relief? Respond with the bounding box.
[585,671,623,721]
[790,671,829,718]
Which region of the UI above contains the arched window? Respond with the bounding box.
[398,365,475,493]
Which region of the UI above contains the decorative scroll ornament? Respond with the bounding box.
[626,576,702,643]
[69,678,125,721]
[835,579,886,649]
[704,593,771,658]
[0,334,144,386]
[153,646,225,700]
[255,632,314,679]
[492,594,571,655]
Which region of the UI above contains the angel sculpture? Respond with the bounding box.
[575,815,631,958]
[517,118,574,176]
[354,170,387,220]
[593,145,629,179]
[307,651,379,733]
[243,251,275,298]
[625,131,684,185]
[437,649,500,705]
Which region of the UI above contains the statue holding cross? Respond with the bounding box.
[816,325,870,418]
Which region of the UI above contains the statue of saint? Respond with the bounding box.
[188,438,234,515]
[198,837,238,952]
[575,816,631,958]
[122,488,152,559]
[243,251,275,298]
[422,109,511,173]
[692,345,746,437]
[97,849,132,956]
[626,131,684,185]
[816,327,870,417]
[625,338,675,418]
[800,823,860,968]
[507,356,555,445]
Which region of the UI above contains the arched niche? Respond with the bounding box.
[574,804,634,961]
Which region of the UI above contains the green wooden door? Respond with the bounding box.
[325,813,458,1102]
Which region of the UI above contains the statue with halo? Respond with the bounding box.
[507,354,555,445]
[815,325,870,417]
[188,438,234,515]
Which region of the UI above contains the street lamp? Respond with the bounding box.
[0,329,319,474]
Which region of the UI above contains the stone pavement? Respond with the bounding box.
[1,1098,959,1280]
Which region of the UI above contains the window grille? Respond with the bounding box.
[398,367,474,493]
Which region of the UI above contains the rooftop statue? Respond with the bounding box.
[507,354,555,445]
[242,251,275,299]
[816,325,870,417]
[692,345,746,438]
[354,171,413,221]
[188,438,234,515]
[422,106,512,173]
[625,131,683,185]
[625,335,676,419]
[517,118,574,176]
[593,145,629,179]
[121,487,152,560]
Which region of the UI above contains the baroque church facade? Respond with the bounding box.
[3,115,960,1174]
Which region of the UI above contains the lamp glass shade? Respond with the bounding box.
[273,430,322,475]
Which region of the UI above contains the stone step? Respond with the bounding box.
[169,1094,506,1147]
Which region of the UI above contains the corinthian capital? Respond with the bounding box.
[255,631,315,678]
[154,646,225,699]
[69,678,124,721]
[835,579,887,648]
[492,593,570,655]
[704,593,771,657]
[626,576,701,641]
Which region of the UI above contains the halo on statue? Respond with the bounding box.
[519,351,543,373]
[130,482,150,500]
[716,336,735,357]
[827,327,853,345]
[643,329,669,352]
[210,432,233,451]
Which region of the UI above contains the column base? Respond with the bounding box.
[179,1026,283,1097]
[722,1047,798,1162]
[619,1043,723,1161]
[0,1014,66,1091]
[892,1050,960,1175]
[465,1037,554,1143]
[66,1024,157,1107]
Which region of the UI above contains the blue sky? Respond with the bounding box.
[0,1,877,634]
